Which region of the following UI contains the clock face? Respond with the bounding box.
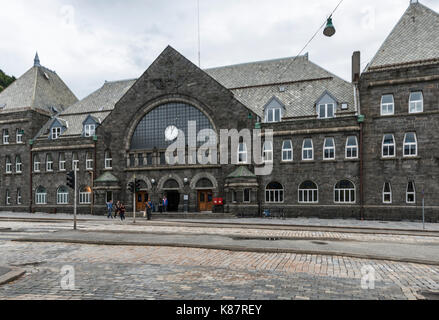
[165,125,179,141]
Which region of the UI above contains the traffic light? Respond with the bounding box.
[128,182,134,193]
[135,179,141,192]
[67,171,75,189]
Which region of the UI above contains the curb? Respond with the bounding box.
[0,268,26,286]
[14,237,439,266]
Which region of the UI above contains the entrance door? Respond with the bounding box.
[166,191,180,212]
[136,192,148,211]
[198,190,213,212]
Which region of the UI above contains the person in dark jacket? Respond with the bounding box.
[146,197,153,221]
[119,203,126,221]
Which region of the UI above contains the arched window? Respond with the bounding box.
[383,182,392,204]
[404,133,417,157]
[16,129,24,144]
[346,136,358,159]
[334,180,356,204]
[282,140,293,162]
[409,92,423,113]
[35,186,47,205]
[46,154,53,172]
[17,188,22,205]
[79,186,92,204]
[382,134,395,158]
[238,143,248,164]
[265,182,284,203]
[72,152,79,169]
[57,186,69,205]
[5,156,12,173]
[302,139,313,161]
[3,129,9,145]
[381,95,394,116]
[15,155,22,173]
[263,141,273,163]
[105,150,112,169]
[298,181,318,203]
[59,153,66,171]
[86,152,93,170]
[323,138,335,160]
[34,154,41,172]
[406,182,416,204]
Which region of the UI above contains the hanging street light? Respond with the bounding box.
[323,16,336,37]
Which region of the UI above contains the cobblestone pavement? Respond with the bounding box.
[0,241,438,300]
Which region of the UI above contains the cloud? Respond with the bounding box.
[0,0,438,99]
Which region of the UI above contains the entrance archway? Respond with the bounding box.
[163,179,180,212]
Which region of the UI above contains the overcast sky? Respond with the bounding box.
[1,0,438,99]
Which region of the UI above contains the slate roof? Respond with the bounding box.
[35,79,135,139]
[227,166,257,179]
[95,172,119,183]
[0,62,77,115]
[368,2,439,70]
[205,55,355,119]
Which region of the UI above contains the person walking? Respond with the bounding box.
[163,196,168,213]
[146,197,153,221]
[119,202,126,221]
[106,200,113,219]
[114,201,121,219]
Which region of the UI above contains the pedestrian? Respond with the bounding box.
[146,197,153,221]
[163,196,168,213]
[114,201,121,219]
[119,203,126,221]
[106,200,113,219]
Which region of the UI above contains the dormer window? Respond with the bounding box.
[52,127,61,140]
[84,124,96,137]
[265,108,282,123]
[318,103,335,119]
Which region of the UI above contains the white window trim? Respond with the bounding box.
[323,138,336,160]
[17,189,22,205]
[16,159,22,173]
[382,134,396,158]
[346,136,359,159]
[36,190,47,205]
[409,92,423,114]
[263,141,273,163]
[6,190,11,205]
[298,182,319,204]
[3,130,9,145]
[5,158,12,173]
[383,182,392,204]
[59,159,66,171]
[51,127,62,140]
[302,139,314,161]
[403,133,418,157]
[79,191,92,204]
[16,129,23,144]
[406,182,416,204]
[34,161,41,173]
[282,140,293,162]
[381,95,395,116]
[334,181,356,204]
[57,188,69,205]
[318,103,335,119]
[265,108,282,123]
[265,184,285,204]
[84,124,96,137]
[46,156,53,172]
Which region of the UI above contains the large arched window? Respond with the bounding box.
[36,186,47,204]
[298,181,318,203]
[334,180,356,204]
[79,186,92,204]
[265,182,284,203]
[57,186,69,205]
[130,102,215,151]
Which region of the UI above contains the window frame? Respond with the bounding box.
[59,153,66,172]
[86,152,93,170]
[323,137,336,160]
[15,155,22,173]
[243,189,251,203]
[406,182,416,204]
[79,187,92,204]
[6,190,11,205]
[237,143,248,164]
[57,186,69,205]
[35,187,47,205]
[381,94,395,116]
[5,156,12,173]
[263,141,273,163]
[382,134,396,158]
[46,154,53,172]
[383,182,392,204]
[34,155,41,173]
[334,180,356,204]
[17,188,22,205]
[16,129,23,144]
[282,140,293,162]
[403,132,418,157]
[51,127,62,140]
[265,108,282,123]
[318,103,335,119]
[84,124,96,137]
[3,129,9,145]
[346,136,359,159]
[302,139,314,161]
[409,91,423,114]
[298,181,319,204]
[105,150,113,169]
[265,182,284,204]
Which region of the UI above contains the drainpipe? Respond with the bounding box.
[92,135,97,215]
[29,139,34,214]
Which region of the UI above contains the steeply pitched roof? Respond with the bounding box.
[35,79,135,139]
[368,2,439,70]
[0,60,77,114]
[205,55,355,118]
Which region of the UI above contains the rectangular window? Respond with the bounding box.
[409,92,423,114]
[17,189,22,205]
[16,162,22,173]
[302,139,313,161]
[6,161,12,173]
[382,134,395,158]
[346,136,358,159]
[57,192,68,205]
[34,161,41,172]
[36,193,47,205]
[6,190,10,205]
[282,140,293,162]
[138,154,144,166]
[146,153,153,165]
[3,129,9,145]
[129,154,136,167]
[381,95,394,116]
[86,158,93,170]
[59,159,66,171]
[265,108,282,123]
[243,189,251,203]
[52,127,61,140]
[323,138,335,160]
[80,192,91,204]
[16,129,23,144]
[318,104,335,119]
[404,133,417,157]
[84,124,96,137]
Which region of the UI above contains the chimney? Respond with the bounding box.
[352,51,361,83]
